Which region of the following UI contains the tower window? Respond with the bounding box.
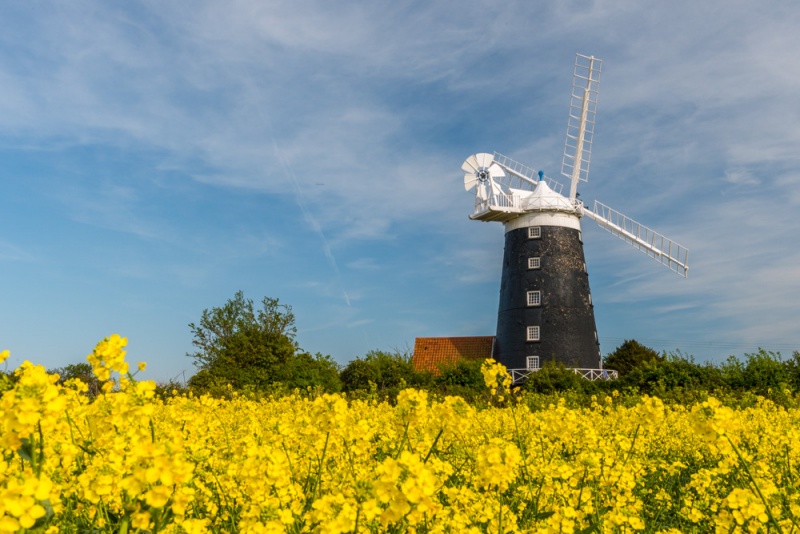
[528,226,541,239]
[528,257,541,270]
[527,290,541,306]
[526,356,540,370]
[526,326,540,341]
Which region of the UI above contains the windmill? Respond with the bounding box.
[461,54,689,377]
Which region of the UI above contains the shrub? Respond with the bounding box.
[603,339,664,376]
[523,361,598,394]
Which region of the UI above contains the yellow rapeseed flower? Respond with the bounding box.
[4,335,800,532]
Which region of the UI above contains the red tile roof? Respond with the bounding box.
[412,336,495,374]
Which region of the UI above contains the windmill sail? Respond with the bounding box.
[562,54,601,200]
[583,201,689,277]
[493,152,565,195]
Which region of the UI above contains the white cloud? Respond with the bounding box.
[724,168,760,186]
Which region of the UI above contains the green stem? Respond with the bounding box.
[281,440,297,483]
[497,495,503,534]
[208,469,233,526]
[575,466,588,511]
[623,424,641,466]
[305,432,330,512]
[423,429,443,464]
[510,406,537,504]
[394,422,410,459]
[36,422,45,478]
[726,435,785,534]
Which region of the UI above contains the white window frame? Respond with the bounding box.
[526,290,541,307]
[528,257,541,270]
[526,355,540,370]
[526,325,540,341]
[528,226,541,239]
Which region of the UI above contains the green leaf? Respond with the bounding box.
[17,437,34,462]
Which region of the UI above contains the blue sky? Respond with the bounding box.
[2,1,800,381]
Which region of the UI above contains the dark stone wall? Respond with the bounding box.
[494,224,600,369]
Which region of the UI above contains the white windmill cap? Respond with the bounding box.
[522,180,577,212]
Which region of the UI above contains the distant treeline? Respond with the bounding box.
[15,338,799,409]
[322,340,800,408]
[16,291,799,408]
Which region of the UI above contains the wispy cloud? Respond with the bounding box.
[0,240,34,262]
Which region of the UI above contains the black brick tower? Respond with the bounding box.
[494,222,600,370]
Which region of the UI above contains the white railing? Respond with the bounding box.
[474,189,581,217]
[474,193,522,214]
[574,368,618,381]
[508,367,618,384]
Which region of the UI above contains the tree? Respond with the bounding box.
[187,291,299,390]
[786,351,800,391]
[603,339,664,377]
[50,362,102,396]
[286,352,342,392]
[339,350,421,392]
[434,359,484,390]
[430,359,485,400]
[618,352,724,400]
[339,358,380,392]
[720,349,790,395]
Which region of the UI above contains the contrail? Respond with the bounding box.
[259,111,352,307]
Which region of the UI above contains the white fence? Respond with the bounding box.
[508,367,618,385]
[474,193,521,214]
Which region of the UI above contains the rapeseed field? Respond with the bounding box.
[2,335,799,532]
